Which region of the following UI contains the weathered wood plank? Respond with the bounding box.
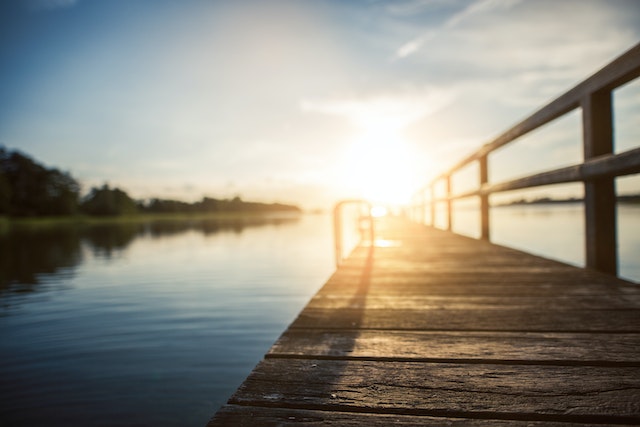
[291,308,640,332]
[327,259,636,283]
[319,280,640,298]
[209,405,628,427]
[326,259,638,289]
[268,330,640,365]
[209,217,640,425]
[306,294,640,310]
[328,266,623,278]
[209,47,640,425]
[229,358,640,423]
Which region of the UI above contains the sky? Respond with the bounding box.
[1,0,639,209]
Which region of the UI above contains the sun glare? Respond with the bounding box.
[370,205,388,217]
[340,114,420,205]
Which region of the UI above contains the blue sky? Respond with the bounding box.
[1,0,639,208]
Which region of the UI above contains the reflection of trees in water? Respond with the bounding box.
[200,216,300,234]
[0,226,83,293]
[144,220,195,237]
[82,223,142,258]
[0,216,301,293]
[145,217,299,237]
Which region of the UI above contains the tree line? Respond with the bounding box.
[0,146,300,217]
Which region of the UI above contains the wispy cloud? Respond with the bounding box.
[300,87,456,130]
[395,0,522,59]
[392,0,639,111]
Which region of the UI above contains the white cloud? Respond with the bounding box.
[396,34,434,58]
[391,0,640,129]
[395,0,522,58]
[446,0,521,28]
[4,0,639,207]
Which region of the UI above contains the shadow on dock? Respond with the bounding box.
[209,216,640,426]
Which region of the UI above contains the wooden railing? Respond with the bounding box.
[410,43,640,276]
[333,199,374,267]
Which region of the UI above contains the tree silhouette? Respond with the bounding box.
[0,146,302,217]
[0,146,80,216]
[81,185,138,216]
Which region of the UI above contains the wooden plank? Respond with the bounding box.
[209,217,640,425]
[306,294,640,310]
[319,280,640,298]
[228,358,640,423]
[328,254,631,278]
[268,330,640,365]
[291,308,640,332]
[209,405,627,427]
[320,267,640,301]
[334,250,622,272]
[332,265,552,279]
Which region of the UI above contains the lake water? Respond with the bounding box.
[1,206,638,426]
[450,203,640,283]
[0,214,335,427]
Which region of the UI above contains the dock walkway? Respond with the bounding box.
[209,216,640,426]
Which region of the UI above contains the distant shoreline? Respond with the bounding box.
[0,210,303,231]
[500,194,640,206]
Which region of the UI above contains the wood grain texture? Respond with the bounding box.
[306,294,640,310]
[269,330,640,365]
[209,405,630,427]
[229,358,640,423]
[208,45,640,424]
[291,307,640,332]
[209,217,640,426]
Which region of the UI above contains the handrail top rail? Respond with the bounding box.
[410,42,640,277]
[429,146,640,202]
[429,42,640,185]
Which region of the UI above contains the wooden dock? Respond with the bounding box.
[209,216,640,426]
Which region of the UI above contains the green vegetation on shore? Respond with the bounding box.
[0,210,301,234]
[0,145,301,218]
[503,195,640,206]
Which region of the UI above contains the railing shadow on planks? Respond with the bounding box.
[409,42,640,278]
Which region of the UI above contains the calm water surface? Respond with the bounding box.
[2,206,638,426]
[452,203,640,283]
[0,214,334,426]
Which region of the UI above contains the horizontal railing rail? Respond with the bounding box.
[411,42,640,277]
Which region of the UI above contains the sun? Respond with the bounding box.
[340,117,419,205]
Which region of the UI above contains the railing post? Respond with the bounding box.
[430,185,436,227]
[446,176,452,231]
[479,155,490,240]
[420,189,426,225]
[581,90,617,275]
[333,200,374,267]
[333,204,343,267]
